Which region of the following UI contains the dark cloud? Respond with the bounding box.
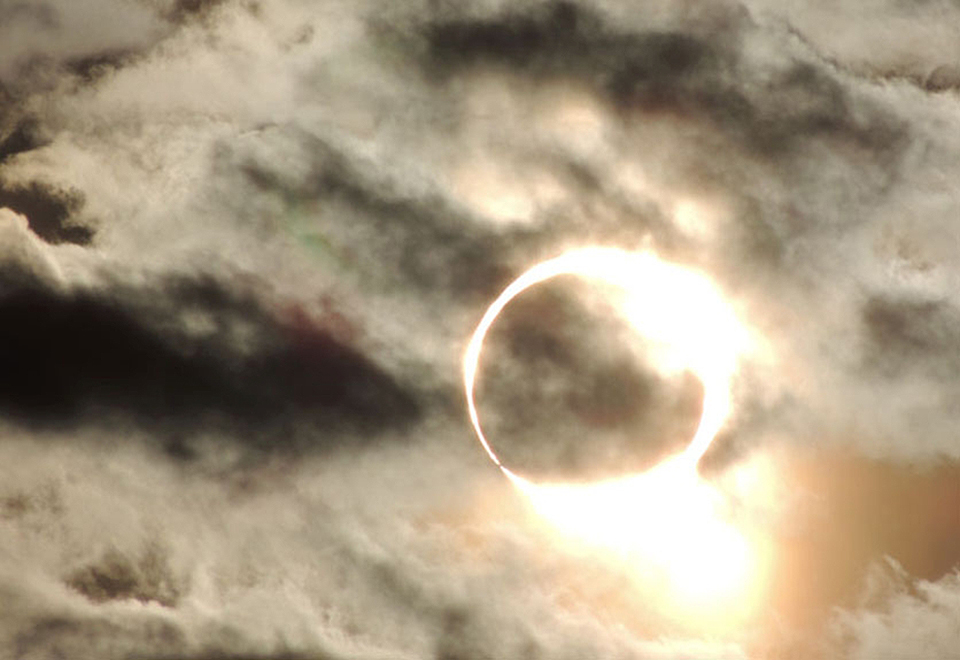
[0,181,93,245]
[861,294,960,378]
[66,543,184,607]
[0,269,420,453]
[925,64,960,92]
[0,118,46,164]
[236,131,517,302]
[13,616,188,660]
[65,48,139,83]
[434,604,534,660]
[419,1,722,104]
[416,1,906,158]
[420,1,711,76]
[164,0,231,25]
[0,480,63,521]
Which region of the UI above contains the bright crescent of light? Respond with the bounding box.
[463,246,745,481]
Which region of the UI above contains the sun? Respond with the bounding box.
[463,246,764,618]
[507,456,759,621]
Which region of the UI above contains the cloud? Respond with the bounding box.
[0,181,92,245]
[833,565,960,660]
[0,263,420,455]
[0,0,958,657]
[414,0,905,158]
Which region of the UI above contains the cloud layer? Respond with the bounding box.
[0,0,959,657]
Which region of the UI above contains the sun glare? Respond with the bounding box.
[507,457,757,616]
[463,247,765,621]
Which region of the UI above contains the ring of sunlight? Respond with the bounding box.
[463,246,746,477]
[462,247,760,616]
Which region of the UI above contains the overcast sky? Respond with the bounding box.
[0,0,959,658]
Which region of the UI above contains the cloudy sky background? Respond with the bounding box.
[0,0,959,657]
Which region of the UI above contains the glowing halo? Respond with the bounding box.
[463,246,746,481]
[462,249,764,614]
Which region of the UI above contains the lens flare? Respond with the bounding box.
[462,247,759,613]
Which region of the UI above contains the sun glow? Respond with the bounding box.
[463,247,763,617]
[506,457,756,615]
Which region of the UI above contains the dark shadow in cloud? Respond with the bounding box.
[17,609,334,660]
[66,543,184,608]
[434,605,530,660]
[861,294,960,378]
[14,616,188,660]
[423,1,711,96]
[238,132,518,304]
[926,64,960,92]
[0,269,420,454]
[415,1,906,158]
[65,48,139,83]
[165,0,229,25]
[0,181,93,245]
[0,117,46,164]
[423,1,612,73]
[0,482,63,521]
[235,125,672,315]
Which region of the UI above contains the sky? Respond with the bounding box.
[0,0,959,658]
